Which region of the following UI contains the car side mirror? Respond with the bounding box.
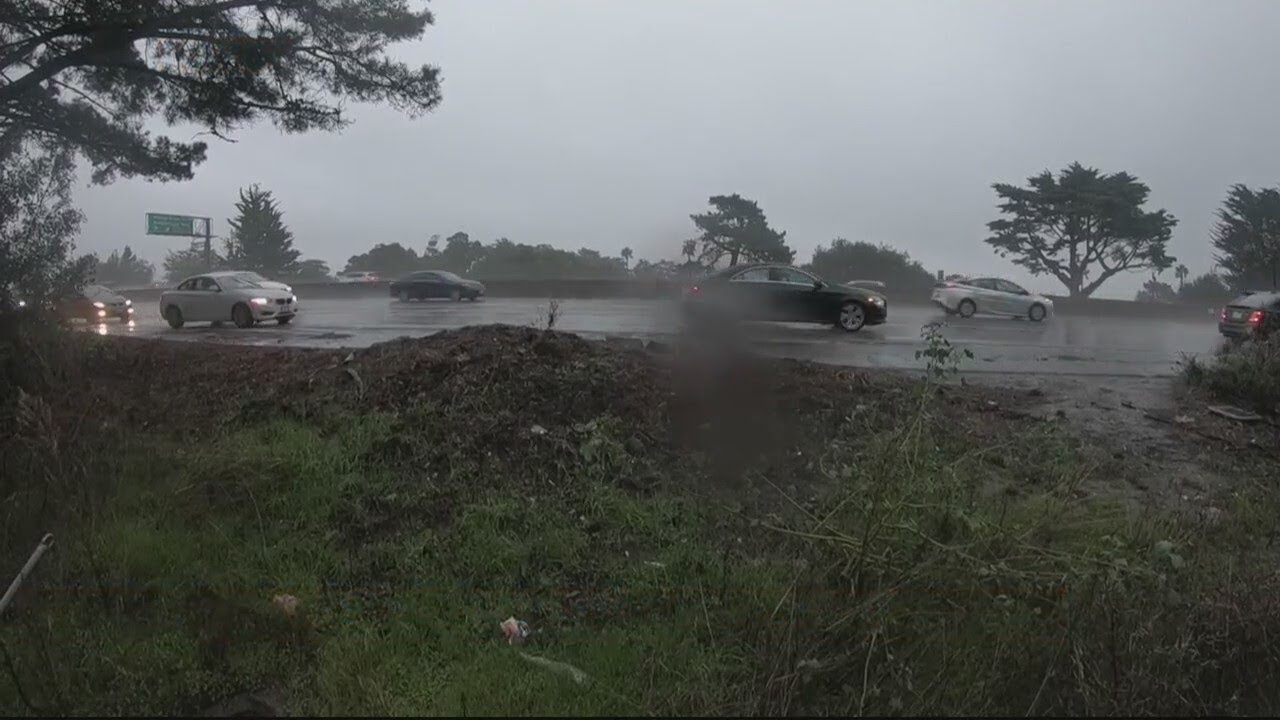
[813,280,825,290]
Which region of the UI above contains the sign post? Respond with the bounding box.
[146,212,214,269]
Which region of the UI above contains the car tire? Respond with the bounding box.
[1028,303,1047,322]
[164,306,184,329]
[957,299,977,318]
[277,316,293,325]
[232,303,254,329]
[837,301,866,332]
[450,289,462,302]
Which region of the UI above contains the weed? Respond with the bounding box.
[915,321,974,380]
[1180,335,1280,414]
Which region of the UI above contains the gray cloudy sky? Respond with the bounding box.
[75,0,1280,298]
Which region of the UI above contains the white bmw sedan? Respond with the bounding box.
[931,277,1054,322]
[160,271,298,329]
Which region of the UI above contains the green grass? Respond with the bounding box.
[4,391,1280,715]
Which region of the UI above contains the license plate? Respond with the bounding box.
[1231,309,1247,320]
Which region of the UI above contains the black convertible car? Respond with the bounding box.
[682,263,887,332]
[389,271,486,302]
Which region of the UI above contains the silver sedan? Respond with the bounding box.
[931,277,1054,321]
[160,271,298,329]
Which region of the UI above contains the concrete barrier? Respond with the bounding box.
[117,278,1223,320]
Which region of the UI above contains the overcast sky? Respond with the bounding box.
[74,0,1280,298]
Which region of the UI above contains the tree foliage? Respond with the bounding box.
[1211,184,1280,291]
[164,244,224,284]
[690,194,793,267]
[290,258,332,281]
[1134,275,1176,303]
[435,232,485,275]
[1177,272,1231,304]
[93,245,155,287]
[467,240,627,280]
[0,0,442,184]
[344,242,420,275]
[986,163,1177,297]
[223,185,299,276]
[807,239,935,292]
[0,136,90,307]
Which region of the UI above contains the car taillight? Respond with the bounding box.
[1249,309,1265,325]
[1220,308,1228,322]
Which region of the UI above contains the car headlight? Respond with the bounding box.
[868,296,886,306]
[92,301,105,308]
[291,295,297,303]
[250,297,270,306]
[125,299,132,306]
[16,300,25,308]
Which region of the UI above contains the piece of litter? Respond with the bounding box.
[518,652,588,685]
[1174,414,1193,425]
[271,593,300,617]
[500,616,530,645]
[530,424,548,436]
[342,352,355,364]
[643,561,666,569]
[1207,404,1263,423]
[344,367,365,396]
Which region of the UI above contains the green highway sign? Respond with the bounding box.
[146,212,204,236]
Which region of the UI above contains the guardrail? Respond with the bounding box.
[115,279,1223,320]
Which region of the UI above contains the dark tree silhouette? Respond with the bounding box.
[1211,184,1280,291]
[986,163,1177,297]
[0,1,442,183]
[690,194,793,267]
[223,185,299,276]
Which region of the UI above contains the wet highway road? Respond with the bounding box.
[91,297,1222,377]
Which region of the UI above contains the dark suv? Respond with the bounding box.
[1219,291,1280,340]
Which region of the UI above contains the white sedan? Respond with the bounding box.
[160,271,298,329]
[931,277,1054,322]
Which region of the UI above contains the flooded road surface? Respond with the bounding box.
[88,297,1221,377]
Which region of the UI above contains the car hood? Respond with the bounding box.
[226,287,295,300]
[832,284,886,303]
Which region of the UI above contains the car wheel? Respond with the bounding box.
[232,303,255,329]
[1028,303,1047,322]
[164,306,184,329]
[957,299,977,318]
[450,289,462,302]
[837,301,866,332]
[398,290,410,302]
[277,316,293,325]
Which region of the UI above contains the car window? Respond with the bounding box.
[197,277,221,291]
[436,271,463,282]
[969,278,995,290]
[411,271,438,280]
[731,268,771,282]
[996,280,1027,295]
[773,268,816,285]
[177,279,195,291]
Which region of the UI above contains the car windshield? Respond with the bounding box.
[220,276,260,289]
[236,272,266,282]
[84,284,111,296]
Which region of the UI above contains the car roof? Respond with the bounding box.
[711,263,803,278]
[1231,291,1280,307]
